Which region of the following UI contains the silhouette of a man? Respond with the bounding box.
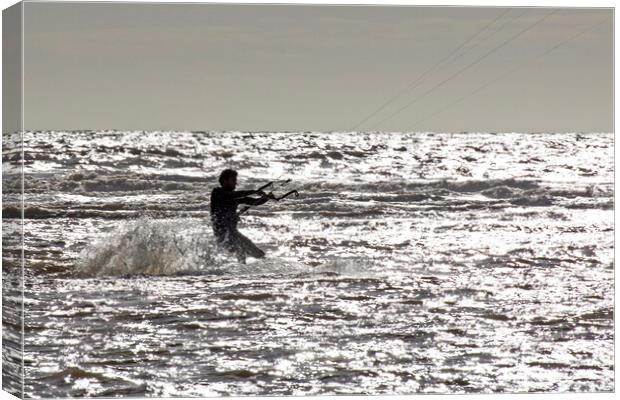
[210,169,269,263]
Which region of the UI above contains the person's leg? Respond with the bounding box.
[219,229,263,263]
[235,231,265,259]
[223,230,249,263]
[215,230,242,261]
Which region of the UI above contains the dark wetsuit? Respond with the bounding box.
[210,187,269,261]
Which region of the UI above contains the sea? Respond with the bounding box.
[1,130,614,397]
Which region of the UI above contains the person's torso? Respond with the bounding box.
[210,187,238,232]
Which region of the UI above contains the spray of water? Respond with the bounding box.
[76,218,219,277]
[75,218,318,277]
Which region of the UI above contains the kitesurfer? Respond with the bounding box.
[210,169,271,263]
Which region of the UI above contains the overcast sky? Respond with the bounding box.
[19,2,613,132]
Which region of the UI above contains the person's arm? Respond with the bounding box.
[230,189,258,198]
[236,195,269,206]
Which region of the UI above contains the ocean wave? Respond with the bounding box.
[2,206,147,220]
[308,178,541,194]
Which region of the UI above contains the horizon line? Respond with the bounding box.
[6,129,614,135]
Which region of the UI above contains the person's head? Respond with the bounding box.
[219,169,237,190]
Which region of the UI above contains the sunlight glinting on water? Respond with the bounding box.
[1,130,613,396]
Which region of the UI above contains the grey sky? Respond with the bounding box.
[19,1,613,132]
